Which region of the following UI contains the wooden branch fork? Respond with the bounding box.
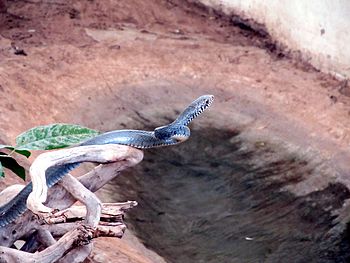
[0,144,143,263]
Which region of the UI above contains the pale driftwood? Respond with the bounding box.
[51,201,137,222]
[0,185,25,206]
[28,144,141,215]
[0,158,142,248]
[0,144,143,263]
[58,243,93,263]
[45,220,126,238]
[36,228,56,248]
[44,201,136,239]
[43,173,102,228]
[0,225,94,263]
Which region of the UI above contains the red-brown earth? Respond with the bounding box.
[1,0,350,262]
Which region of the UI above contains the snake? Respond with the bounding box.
[0,94,214,227]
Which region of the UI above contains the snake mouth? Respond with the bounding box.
[195,95,214,116]
[178,94,214,126]
[203,95,214,109]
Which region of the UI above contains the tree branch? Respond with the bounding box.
[0,225,94,263]
[28,144,142,215]
[0,144,143,263]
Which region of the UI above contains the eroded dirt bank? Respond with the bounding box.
[1,0,350,262]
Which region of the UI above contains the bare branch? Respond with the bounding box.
[0,225,94,263]
[0,185,25,206]
[0,151,142,248]
[0,145,143,262]
[50,173,102,228]
[58,243,93,263]
[28,144,142,215]
[44,220,126,239]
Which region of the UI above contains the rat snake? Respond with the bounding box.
[0,94,214,227]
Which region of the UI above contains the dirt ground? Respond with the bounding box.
[1,0,350,262]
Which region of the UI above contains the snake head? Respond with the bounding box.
[195,94,214,114]
[173,94,214,126]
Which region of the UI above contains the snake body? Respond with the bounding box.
[0,95,214,227]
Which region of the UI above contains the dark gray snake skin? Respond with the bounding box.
[0,95,214,227]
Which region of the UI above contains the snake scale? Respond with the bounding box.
[0,95,214,227]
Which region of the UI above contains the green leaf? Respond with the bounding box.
[13,149,31,158]
[15,123,100,150]
[0,162,4,178]
[0,153,25,180]
[0,144,31,158]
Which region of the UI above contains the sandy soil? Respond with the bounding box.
[1,0,350,262]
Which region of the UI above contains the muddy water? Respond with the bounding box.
[105,127,350,263]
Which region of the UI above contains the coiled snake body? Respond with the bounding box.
[0,95,214,227]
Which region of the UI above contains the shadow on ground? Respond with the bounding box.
[105,126,350,263]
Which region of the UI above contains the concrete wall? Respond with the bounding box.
[198,0,350,79]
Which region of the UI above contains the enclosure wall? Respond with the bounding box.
[198,0,350,78]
